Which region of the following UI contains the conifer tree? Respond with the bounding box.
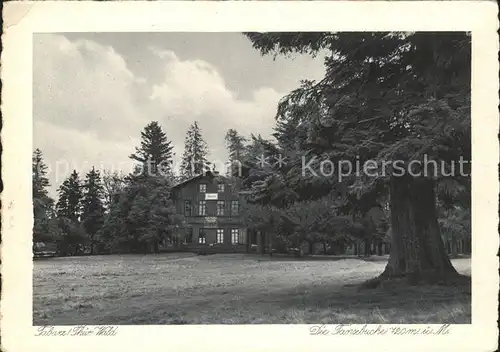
[129,121,174,178]
[98,176,179,253]
[180,121,210,180]
[56,170,83,222]
[224,129,247,177]
[98,122,180,253]
[33,149,51,200]
[81,167,105,254]
[245,32,471,284]
[32,149,56,243]
[55,170,86,255]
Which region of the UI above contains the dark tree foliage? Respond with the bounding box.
[102,170,126,210]
[54,170,88,255]
[81,167,106,254]
[130,121,174,177]
[245,32,471,283]
[56,170,83,222]
[32,149,56,243]
[180,121,210,180]
[225,128,248,177]
[97,176,179,254]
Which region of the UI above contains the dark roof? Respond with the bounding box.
[172,171,230,189]
[172,171,214,189]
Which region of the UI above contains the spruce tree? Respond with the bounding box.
[56,170,83,222]
[33,149,51,199]
[98,122,180,253]
[129,121,174,178]
[32,149,56,243]
[98,176,179,254]
[180,121,210,180]
[55,170,86,255]
[81,167,105,254]
[224,129,247,177]
[245,32,471,284]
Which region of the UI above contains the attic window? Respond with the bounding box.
[199,184,207,193]
[217,183,225,192]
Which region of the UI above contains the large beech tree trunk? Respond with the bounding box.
[381,175,458,281]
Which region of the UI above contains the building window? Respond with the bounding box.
[216,229,224,244]
[198,233,206,244]
[239,229,246,244]
[198,200,206,216]
[231,229,240,244]
[184,200,191,216]
[199,184,207,193]
[217,200,225,216]
[231,200,239,216]
[217,183,225,192]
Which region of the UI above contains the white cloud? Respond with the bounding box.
[35,120,137,191]
[149,48,284,163]
[34,35,286,197]
[34,34,148,141]
[34,34,150,196]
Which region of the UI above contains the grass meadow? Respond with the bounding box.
[33,253,471,325]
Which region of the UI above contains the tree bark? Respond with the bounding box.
[451,233,458,257]
[381,176,458,282]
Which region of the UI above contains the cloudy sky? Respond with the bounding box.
[34,32,325,197]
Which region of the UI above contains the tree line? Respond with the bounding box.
[33,121,213,255]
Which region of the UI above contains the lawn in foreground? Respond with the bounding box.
[33,253,471,325]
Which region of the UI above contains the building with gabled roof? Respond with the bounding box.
[168,171,251,253]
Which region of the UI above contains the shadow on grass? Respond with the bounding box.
[259,275,471,324]
[241,253,392,263]
[33,254,471,325]
[143,274,471,325]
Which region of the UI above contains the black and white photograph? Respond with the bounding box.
[31,29,474,325]
[1,2,498,352]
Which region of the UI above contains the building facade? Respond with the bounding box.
[171,171,250,253]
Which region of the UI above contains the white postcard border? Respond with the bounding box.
[1,2,499,351]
